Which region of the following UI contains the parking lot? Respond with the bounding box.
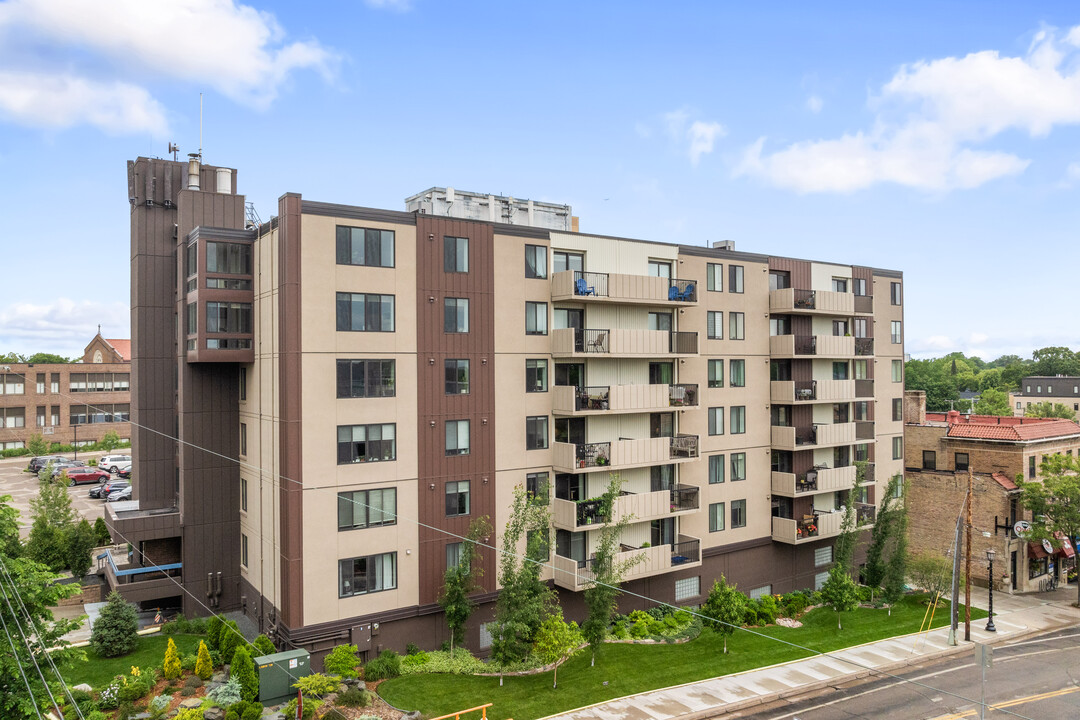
[0,453,110,535]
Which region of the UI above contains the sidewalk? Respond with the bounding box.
[543,590,1080,720]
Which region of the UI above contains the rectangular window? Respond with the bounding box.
[339,552,397,597]
[337,423,397,464]
[206,241,253,275]
[730,359,746,387]
[815,571,829,591]
[36,406,45,428]
[241,477,248,512]
[815,546,833,567]
[444,298,469,333]
[709,502,725,532]
[50,373,59,393]
[444,236,469,273]
[526,472,549,503]
[749,585,773,600]
[50,405,59,426]
[706,263,723,291]
[206,301,254,334]
[892,436,903,460]
[445,480,471,516]
[852,278,867,296]
[648,260,671,278]
[892,398,902,422]
[35,373,44,394]
[729,312,745,340]
[854,402,869,422]
[241,534,248,568]
[526,359,548,392]
[526,416,549,449]
[239,367,247,401]
[731,452,746,481]
[832,277,848,293]
[336,293,395,332]
[1029,456,1036,479]
[708,454,725,484]
[553,251,584,274]
[446,542,463,570]
[337,359,396,398]
[955,453,969,471]
[729,265,744,293]
[336,226,395,268]
[731,499,747,528]
[853,359,868,380]
[707,311,722,340]
[525,244,548,278]
[674,576,701,602]
[833,362,849,380]
[922,451,936,470]
[525,302,548,335]
[891,321,902,344]
[1,408,25,428]
[892,360,903,382]
[708,359,724,388]
[445,420,470,456]
[730,406,746,434]
[240,423,247,456]
[891,282,902,305]
[338,488,397,530]
[444,359,469,395]
[708,407,724,435]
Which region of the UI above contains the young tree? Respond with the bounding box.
[91,590,139,657]
[1019,453,1080,606]
[438,516,492,653]
[832,461,867,577]
[93,516,112,546]
[0,493,21,559]
[163,636,182,679]
[881,508,909,614]
[25,434,48,457]
[1024,402,1077,420]
[207,615,224,651]
[195,640,214,680]
[532,611,583,689]
[581,473,644,665]
[907,551,953,599]
[98,430,122,452]
[65,518,96,579]
[700,575,747,653]
[218,619,243,665]
[490,486,555,665]
[972,388,1013,416]
[819,564,860,629]
[26,469,77,571]
[230,645,259,701]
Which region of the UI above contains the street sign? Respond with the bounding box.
[975,642,993,668]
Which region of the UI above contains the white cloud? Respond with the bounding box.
[1067,162,1080,183]
[0,299,128,356]
[737,25,1080,192]
[364,0,412,10]
[662,108,725,164]
[806,95,823,113]
[0,71,167,134]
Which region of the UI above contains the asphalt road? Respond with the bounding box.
[732,627,1080,720]
[0,453,108,535]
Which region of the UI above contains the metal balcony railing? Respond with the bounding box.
[856,503,876,526]
[670,484,700,511]
[856,421,875,440]
[575,328,610,353]
[855,379,874,398]
[575,441,612,468]
[671,536,700,565]
[795,426,817,446]
[669,278,698,303]
[855,338,874,356]
[669,383,699,407]
[795,380,817,401]
[670,331,698,354]
[573,271,610,297]
[797,515,819,539]
[794,335,817,355]
[576,386,610,411]
[854,295,873,313]
[796,472,818,493]
[793,289,816,309]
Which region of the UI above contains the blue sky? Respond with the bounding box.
[1,1,1078,359]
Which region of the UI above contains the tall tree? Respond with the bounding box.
[832,461,866,577]
[531,611,583,689]
[1030,346,1080,377]
[65,518,96,579]
[863,474,906,600]
[973,388,1013,416]
[0,494,20,559]
[1024,402,1077,420]
[91,590,139,657]
[25,353,73,364]
[700,575,746,653]
[881,505,909,615]
[438,516,492,653]
[1018,454,1080,607]
[25,466,76,571]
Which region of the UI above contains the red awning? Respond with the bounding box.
[1029,542,1049,560]
[1055,532,1075,558]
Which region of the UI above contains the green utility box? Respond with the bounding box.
[255,649,311,706]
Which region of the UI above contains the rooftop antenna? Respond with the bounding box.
[199,92,203,160]
[168,143,179,161]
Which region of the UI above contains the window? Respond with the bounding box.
[50,374,59,393]
[731,499,747,528]
[707,312,723,340]
[35,406,44,428]
[444,236,468,273]
[648,259,672,278]
[241,534,248,568]
[832,319,849,336]
[731,453,746,481]
[525,302,548,335]
[892,475,904,498]
[339,553,396,597]
[337,423,396,464]
[0,408,25,428]
[833,362,849,380]
[708,360,724,388]
[206,241,253,274]
[729,312,745,340]
[525,244,547,278]
[892,398,903,421]
[854,402,869,422]
[241,477,248,512]
[706,263,723,291]
[730,359,745,387]
[922,451,936,470]
[553,251,584,274]
[748,585,772,600]
[35,374,44,393]
[446,542,463,569]
[853,318,868,338]
[854,360,868,380]
[526,416,549,449]
[892,360,903,382]
[770,316,790,336]
[526,472,549,503]
[815,546,833,567]
[50,405,59,427]
[891,321,902,344]
[892,436,903,460]
[69,373,130,392]
[815,571,830,591]
[444,298,469,333]
[708,407,724,435]
[769,270,791,290]
[955,453,969,471]
[337,360,396,398]
[445,480,471,516]
[338,488,397,530]
[69,404,128,424]
[444,360,469,395]
[709,502,725,532]
[336,293,395,332]
[446,420,470,456]
[853,278,867,296]
[648,312,672,331]
[239,367,247,401]
[708,454,725,484]
[1029,456,1036,479]
[526,359,548,392]
[479,623,494,650]
[729,265,744,293]
[336,226,395,268]
[832,277,848,293]
[206,277,252,290]
[891,282,902,305]
[240,423,247,456]
[730,406,746,434]
[674,576,701,602]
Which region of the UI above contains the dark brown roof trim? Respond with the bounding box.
[302,200,416,226]
[186,226,257,243]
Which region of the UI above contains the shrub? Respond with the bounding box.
[405,642,422,656]
[195,640,214,680]
[93,516,112,546]
[400,651,429,669]
[174,709,205,720]
[208,678,243,707]
[241,705,263,720]
[148,694,172,720]
[184,675,203,688]
[293,672,342,696]
[230,646,259,701]
[181,653,197,671]
[225,712,239,720]
[116,701,137,720]
[337,686,373,708]
[284,697,322,720]
[856,585,873,603]
[397,649,486,676]
[629,619,650,638]
[218,620,243,665]
[90,591,139,658]
[207,615,224,651]
[86,712,108,720]
[69,689,93,705]
[323,643,360,679]
[646,618,665,635]
[252,633,276,657]
[322,709,349,720]
[742,607,759,626]
[180,686,196,696]
[163,637,182,679]
[363,650,401,681]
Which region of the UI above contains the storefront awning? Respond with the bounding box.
[1055,532,1075,558]
[1028,542,1049,560]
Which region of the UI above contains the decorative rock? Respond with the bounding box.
[180,698,203,709]
[404,712,423,720]
[343,677,360,687]
[339,683,350,693]
[132,713,151,720]
[211,671,227,683]
[73,683,93,693]
[323,693,338,706]
[203,708,225,720]
[264,713,286,720]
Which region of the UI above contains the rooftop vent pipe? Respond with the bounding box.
[187,154,201,190]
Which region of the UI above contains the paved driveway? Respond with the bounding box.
[0,453,109,536]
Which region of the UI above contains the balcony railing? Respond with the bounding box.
[669,383,699,407]
[575,441,612,468]
[771,288,855,314]
[772,465,858,496]
[856,502,876,526]
[771,510,844,544]
[793,289,816,309]
[554,436,700,473]
[554,384,696,414]
[575,386,611,411]
[553,328,699,357]
[554,488,691,530]
[796,426,817,446]
[573,271,610,297]
[795,335,817,355]
[669,279,698,303]
[855,379,874,398]
[856,421,875,440]
[770,334,855,358]
[794,380,817,401]
[671,535,701,566]
[772,379,857,403]
[670,331,698,354]
[670,434,700,459]
[854,295,873,314]
[551,271,699,305]
[578,328,610,353]
[551,534,702,591]
[855,338,874,356]
[670,483,700,512]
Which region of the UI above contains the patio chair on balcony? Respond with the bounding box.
[575,277,596,296]
[587,331,607,353]
[669,283,696,302]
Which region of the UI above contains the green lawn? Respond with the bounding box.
[380,596,986,720]
[61,633,206,690]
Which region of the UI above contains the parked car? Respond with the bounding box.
[49,460,88,478]
[98,455,132,474]
[27,455,70,473]
[107,486,132,502]
[90,479,129,499]
[113,461,132,477]
[118,466,132,479]
[62,467,110,486]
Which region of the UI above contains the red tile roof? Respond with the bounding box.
[946,418,1080,441]
[104,339,131,361]
[991,472,1018,491]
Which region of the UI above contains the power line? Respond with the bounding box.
[0,562,64,719]
[0,585,45,720]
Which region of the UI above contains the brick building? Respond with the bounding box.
[904,390,1080,593]
[0,333,131,450]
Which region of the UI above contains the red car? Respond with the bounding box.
[62,467,110,486]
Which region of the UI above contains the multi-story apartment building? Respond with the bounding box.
[108,157,904,661]
[1009,376,1080,416]
[0,333,130,451]
[903,390,1080,592]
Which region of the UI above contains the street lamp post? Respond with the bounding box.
[985,548,997,633]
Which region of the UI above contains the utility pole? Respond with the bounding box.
[949,494,968,646]
[965,467,973,641]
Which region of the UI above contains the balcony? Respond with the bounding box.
[770,288,854,315]
[855,421,875,440]
[855,379,874,398]
[856,502,876,526]
[553,384,698,415]
[855,338,874,357]
[770,379,856,404]
[552,485,700,531]
[552,271,698,306]
[854,295,874,314]
[552,534,701,591]
[553,435,699,473]
[771,423,855,450]
[771,465,857,496]
[552,328,698,358]
[772,511,844,545]
[770,334,854,359]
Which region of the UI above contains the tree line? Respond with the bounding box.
[0,352,76,364]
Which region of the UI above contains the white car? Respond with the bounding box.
[99,455,132,474]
